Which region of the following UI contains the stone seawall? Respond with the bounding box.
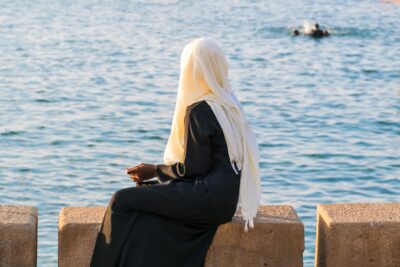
[315,203,400,267]
[58,205,304,267]
[0,205,38,267]
[2,203,400,267]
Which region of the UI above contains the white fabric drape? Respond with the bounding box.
[163,38,261,231]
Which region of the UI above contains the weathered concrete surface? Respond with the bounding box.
[315,203,400,267]
[205,205,304,267]
[58,206,106,267]
[59,205,304,267]
[0,205,38,267]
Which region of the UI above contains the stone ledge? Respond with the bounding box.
[58,206,106,267]
[58,205,304,267]
[315,202,400,267]
[0,205,38,267]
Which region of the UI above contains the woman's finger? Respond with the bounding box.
[127,167,139,174]
[126,164,140,171]
[130,174,140,182]
[126,166,136,171]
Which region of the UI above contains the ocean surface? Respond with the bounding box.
[0,0,399,265]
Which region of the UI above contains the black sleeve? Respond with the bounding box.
[155,162,183,183]
[156,103,213,183]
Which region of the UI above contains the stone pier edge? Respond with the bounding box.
[2,202,400,266]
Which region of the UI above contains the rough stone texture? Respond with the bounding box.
[205,205,304,267]
[315,203,400,267]
[58,205,304,267]
[58,206,106,267]
[0,205,38,267]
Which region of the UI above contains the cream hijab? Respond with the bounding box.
[163,38,261,231]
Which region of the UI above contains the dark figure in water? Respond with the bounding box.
[311,24,330,38]
[292,23,330,37]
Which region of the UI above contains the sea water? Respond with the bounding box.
[0,0,399,266]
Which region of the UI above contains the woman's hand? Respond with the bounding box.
[126,163,157,183]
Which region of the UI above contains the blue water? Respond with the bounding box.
[0,0,399,265]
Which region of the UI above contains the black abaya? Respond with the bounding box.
[90,100,241,267]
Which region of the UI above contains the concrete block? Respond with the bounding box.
[58,205,304,267]
[315,203,400,267]
[0,205,38,267]
[205,205,304,267]
[58,206,106,267]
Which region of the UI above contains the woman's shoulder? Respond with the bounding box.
[185,100,222,133]
[186,100,214,118]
